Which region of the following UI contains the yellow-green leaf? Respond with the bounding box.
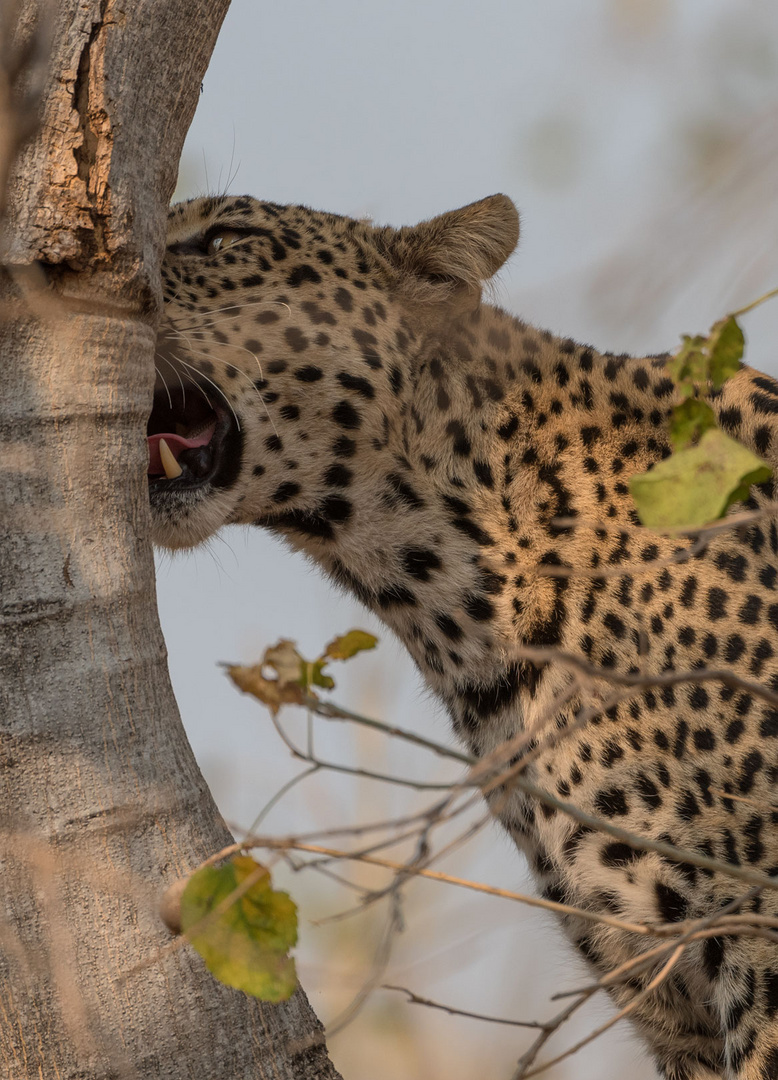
[708,315,744,389]
[181,855,298,1002]
[667,334,707,389]
[669,398,717,450]
[323,629,378,661]
[308,659,335,689]
[630,428,772,530]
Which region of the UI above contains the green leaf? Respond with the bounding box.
[323,629,379,662]
[667,334,708,391]
[669,398,717,450]
[308,659,335,689]
[630,428,772,530]
[181,855,298,1002]
[708,315,744,389]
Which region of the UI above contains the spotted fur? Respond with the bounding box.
[151,193,778,1079]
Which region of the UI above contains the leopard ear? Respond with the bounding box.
[377,195,519,290]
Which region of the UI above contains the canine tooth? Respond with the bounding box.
[159,438,183,479]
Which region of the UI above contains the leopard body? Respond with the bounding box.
[150,193,778,1079]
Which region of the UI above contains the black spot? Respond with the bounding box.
[321,495,352,523]
[581,426,601,448]
[760,565,777,590]
[693,728,715,751]
[332,400,361,429]
[271,481,301,504]
[727,718,746,743]
[655,882,687,922]
[601,842,643,867]
[706,587,728,620]
[679,576,698,607]
[334,287,353,311]
[703,936,725,981]
[601,739,624,768]
[450,517,496,546]
[376,583,417,608]
[603,612,626,638]
[673,720,689,759]
[743,813,765,863]
[498,414,519,440]
[755,425,772,455]
[702,633,718,658]
[689,685,709,711]
[328,560,375,605]
[722,830,740,866]
[384,473,425,511]
[353,328,382,368]
[279,404,300,421]
[738,595,763,625]
[285,327,309,352]
[724,634,746,663]
[287,264,321,287]
[738,751,764,799]
[653,378,674,399]
[676,790,700,821]
[764,971,778,1017]
[402,548,442,581]
[332,436,356,458]
[463,593,494,621]
[718,406,742,431]
[337,372,375,398]
[266,507,334,541]
[751,391,778,415]
[635,772,662,809]
[595,788,629,817]
[459,665,520,720]
[714,551,747,582]
[295,365,324,382]
[435,613,463,641]
[473,460,494,488]
[324,463,352,487]
[447,420,471,456]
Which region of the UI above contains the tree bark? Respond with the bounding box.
[0,3,341,1077]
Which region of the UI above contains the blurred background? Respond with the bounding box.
[160,2,778,1077]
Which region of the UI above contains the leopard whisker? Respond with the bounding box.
[167,351,242,433]
[164,328,278,438]
[155,352,189,411]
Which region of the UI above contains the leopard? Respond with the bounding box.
[149,191,778,1080]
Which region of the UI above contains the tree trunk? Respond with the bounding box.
[0,3,341,1077]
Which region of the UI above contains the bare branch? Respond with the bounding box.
[383,985,546,1029]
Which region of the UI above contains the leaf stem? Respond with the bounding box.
[730,285,778,319]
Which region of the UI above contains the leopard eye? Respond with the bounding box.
[205,230,246,255]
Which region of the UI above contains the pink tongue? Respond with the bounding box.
[147,424,216,475]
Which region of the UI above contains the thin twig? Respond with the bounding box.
[383,985,545,1029]
[517,945,686,1079]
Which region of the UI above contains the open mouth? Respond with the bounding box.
[147,385,239,492]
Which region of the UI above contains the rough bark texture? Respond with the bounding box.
[0,3,342,1077]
